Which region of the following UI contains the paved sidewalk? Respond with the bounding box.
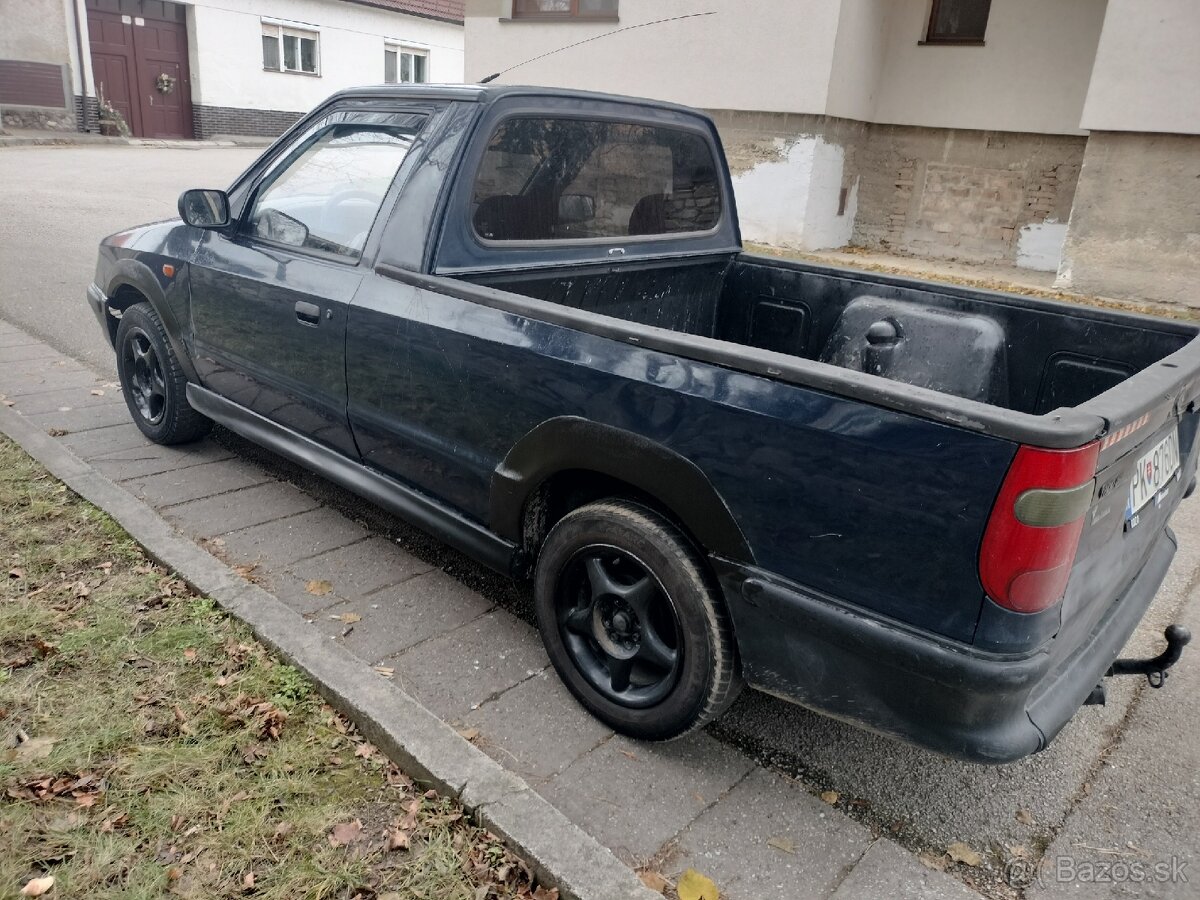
[0,320,984,899]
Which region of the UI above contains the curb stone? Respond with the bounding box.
[0,402,657,900]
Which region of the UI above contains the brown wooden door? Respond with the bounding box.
[86,0,193,139]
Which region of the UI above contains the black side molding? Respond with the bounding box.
[185,384,518,575]
[491,416,753,564]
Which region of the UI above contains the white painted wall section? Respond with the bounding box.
[732,137,856,251]
[1016,221,1068,272]
[1081,0,1200,135]
[187,0,464,112]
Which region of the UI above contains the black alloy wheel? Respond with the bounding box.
[533,500,742,740]
[556,545,683,708]
[121,326,167,425]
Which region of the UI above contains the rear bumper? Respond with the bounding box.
[718,527,1177,763]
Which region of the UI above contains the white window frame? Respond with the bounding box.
[262,21,320,76]
[384,42,429,84]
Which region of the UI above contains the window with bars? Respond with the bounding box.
[511,0,618,19]
[924,0,992,44]
[384,45,428,84]
[262,22,319,75]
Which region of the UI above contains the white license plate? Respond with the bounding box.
[1127,428,1181,518]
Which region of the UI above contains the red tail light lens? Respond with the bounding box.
[979,442,1099,613]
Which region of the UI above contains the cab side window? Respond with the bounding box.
[248,123,422,259]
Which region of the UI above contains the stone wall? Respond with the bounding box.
[708,109,1086,268]
[1057,131,1200,306]
[0,104,76,131]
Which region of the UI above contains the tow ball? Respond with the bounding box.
[1085,625,1191,705]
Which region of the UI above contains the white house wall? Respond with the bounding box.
[868,0,1106,135]
[188,0,464,113]
[1080,0,1200,135]
[463,0,841,115]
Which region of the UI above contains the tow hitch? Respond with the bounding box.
[1085,625,1191,705]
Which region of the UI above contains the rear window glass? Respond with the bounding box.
[471,117,721,243]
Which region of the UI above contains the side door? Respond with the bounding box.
[188,110,427,456]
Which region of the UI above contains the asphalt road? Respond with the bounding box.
[3,145,1197,891]
[0,145,259,374]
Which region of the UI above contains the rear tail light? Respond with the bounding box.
[979,442,1099,613]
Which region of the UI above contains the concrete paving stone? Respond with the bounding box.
[317,568,493,664]
[5,384,124,415]
[91,439,234,480]
[25,402,136,434]
[670,766,875,900]
[539,732,756,865]
[386,609,549,723]
[831,838,982,900]
[0,331,46,348]
[0,370,107,400]
[0,343,65,362]
[269,571,354,616]
[221,506,368,569]
[285,536,434,599]
[466,670,612,785]
[59,422,151,459]
[164,481,320,538]
[121,457,273,508]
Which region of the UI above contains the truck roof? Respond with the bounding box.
[324,83,707,118]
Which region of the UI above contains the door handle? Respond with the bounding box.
[295,300,321,325]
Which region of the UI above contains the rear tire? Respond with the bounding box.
[533,499,742,740]
[115,302,211,445]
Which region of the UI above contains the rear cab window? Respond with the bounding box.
[406,95,740,274]
[471,117,722,244]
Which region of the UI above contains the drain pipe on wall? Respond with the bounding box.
[70,0,94,132]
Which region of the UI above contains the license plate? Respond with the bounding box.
[1127,428,1181,518]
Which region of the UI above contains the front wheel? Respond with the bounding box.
[115,302,211,445]
[533,500,742,740]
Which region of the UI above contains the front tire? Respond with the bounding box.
[533,500,742,740]
[115,302,211,445]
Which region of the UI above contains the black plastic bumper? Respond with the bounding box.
[717,527,1178,764]
[86,283,111,344]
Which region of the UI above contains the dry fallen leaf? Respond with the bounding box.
[638,870,669,893]
[354,742,375,759]
[676,869,719,900]
[767,835,796,854]
[20,876,55,896]
[388,828,410,851]
[1015,808,1035,825]
[820,790,840,805]
[306,579,333,596]
[329,612,361,624]
[182,649,197,662]
[947,841,982,867]
[242,872,255,890]
[273,822,295,840]
[328,819,364,848]
[456,727,480,742]
[8,567,24,579]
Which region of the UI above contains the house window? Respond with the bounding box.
[511,0,618,19]
[262,22,319,74]
[924,0,991,44]
[384,45,428,84]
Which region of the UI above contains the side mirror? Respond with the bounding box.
[558,193,595,226]
[178,189,230,228]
